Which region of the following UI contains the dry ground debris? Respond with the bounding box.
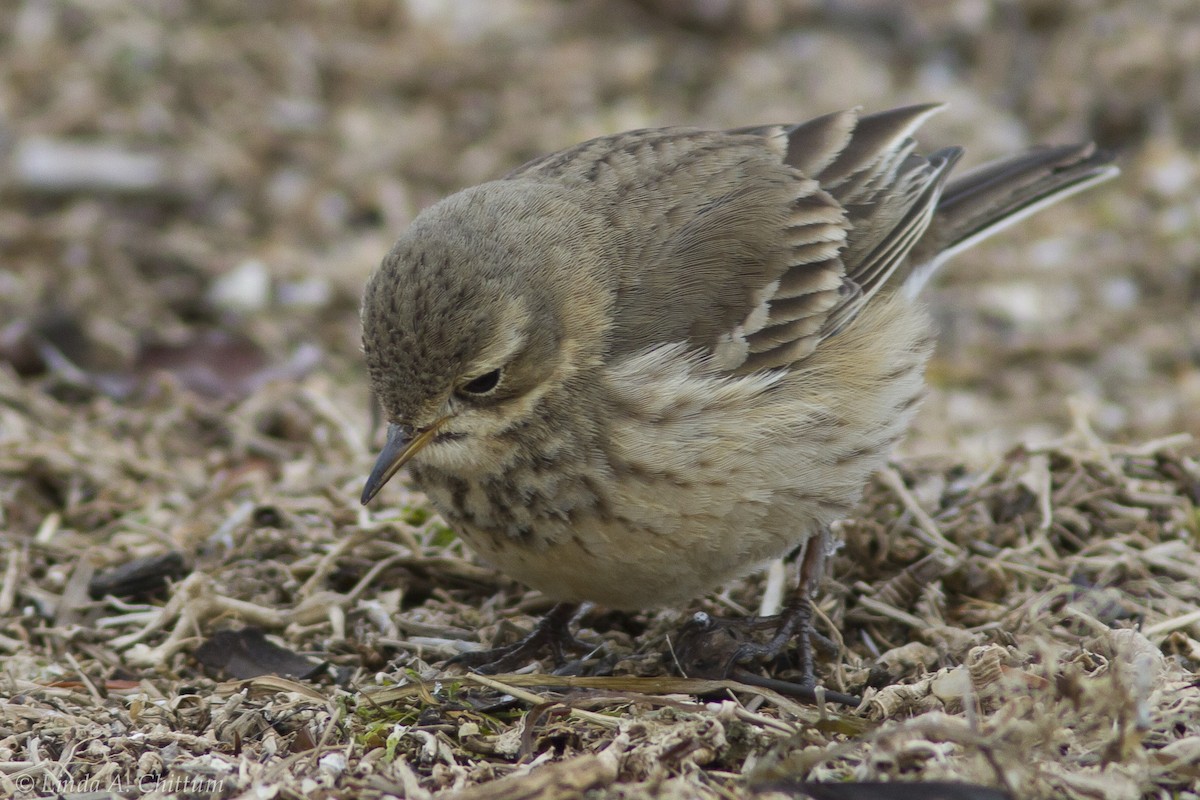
[1,2,1198,798]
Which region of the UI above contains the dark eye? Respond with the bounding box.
[458,369,502,396]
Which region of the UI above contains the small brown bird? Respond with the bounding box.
[360,104,1116,680]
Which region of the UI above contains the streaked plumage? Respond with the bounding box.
[360,104,1116,611]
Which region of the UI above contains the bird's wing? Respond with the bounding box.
[901,142,1118,296]
[507,105,957,373]
[729,104,965,369]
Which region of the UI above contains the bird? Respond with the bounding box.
[359,103,1117,684]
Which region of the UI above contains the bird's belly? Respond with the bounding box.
[466,516,768,609]
[421,473,846,610]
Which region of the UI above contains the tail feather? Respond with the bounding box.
[903,143,1118,297]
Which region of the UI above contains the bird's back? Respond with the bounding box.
[505,105,1116,375]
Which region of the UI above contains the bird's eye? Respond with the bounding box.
[458,369,502,396]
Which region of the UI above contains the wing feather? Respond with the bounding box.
[504,105,1114,376]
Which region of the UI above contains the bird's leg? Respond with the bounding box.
[729,527,835,686]
[444,602,590,674]
[672,528,852,702]
[673,598,814,678]
[672,597,859,706]
[731,595,815,682]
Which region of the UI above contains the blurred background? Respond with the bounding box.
[3,5,1198,792]
[1,0,1197,465]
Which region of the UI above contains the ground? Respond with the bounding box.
[1,2,1199,799]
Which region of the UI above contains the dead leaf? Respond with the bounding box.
[194,627,324,680]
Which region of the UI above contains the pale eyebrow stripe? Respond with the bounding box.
[464,295,530,375]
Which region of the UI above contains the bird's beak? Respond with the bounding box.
[360,420,446,504]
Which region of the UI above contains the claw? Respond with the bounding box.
[443,603,589,674]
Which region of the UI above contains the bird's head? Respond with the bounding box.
[359,181,610,502]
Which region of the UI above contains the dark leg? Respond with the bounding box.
[672,597,813,682]
[672,528,858,705]
[443,602,590,674]
[791,525,831,686]
[738,595,815,683]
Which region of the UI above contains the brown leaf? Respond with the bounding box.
[194,627,324,681]
[88,552,188,600]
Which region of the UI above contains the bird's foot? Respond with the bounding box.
[673,597,814,682]
[444,602,591,674]
[672,599,860,706]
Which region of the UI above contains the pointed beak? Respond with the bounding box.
[360,420,447,505]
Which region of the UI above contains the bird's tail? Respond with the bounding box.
[903,143,1119,297]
